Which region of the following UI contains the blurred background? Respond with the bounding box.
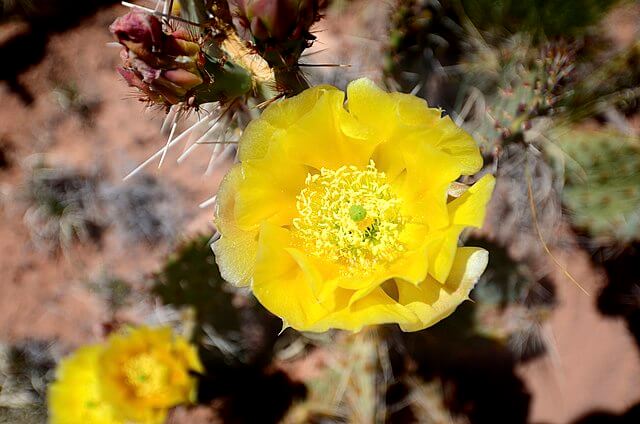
[0,0,639,423]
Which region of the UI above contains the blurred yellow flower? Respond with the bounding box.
[48,345,121,424]
[99,326,203,424]
[213,78,495,332]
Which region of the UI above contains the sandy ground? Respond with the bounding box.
[518,249,640,423]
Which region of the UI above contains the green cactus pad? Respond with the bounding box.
[555,128,640,244]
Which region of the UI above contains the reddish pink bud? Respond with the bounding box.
[231,0,325,43]
[110,11,206,106]
[110,11,163,52]
[163,68,203,90]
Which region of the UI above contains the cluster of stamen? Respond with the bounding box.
[293,161,405,270]
[124,353,168,398]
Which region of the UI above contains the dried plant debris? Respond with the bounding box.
[485,144,565,259]
[0,340,57,424]
[87,272,133,315]
[401,377,467,424]
[52,82,102,126]
[102,174,184,245]
[23,161,103,251]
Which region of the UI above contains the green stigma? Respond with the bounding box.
[349,204,367,222]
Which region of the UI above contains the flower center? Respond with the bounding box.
[293,161,405,269]
[124,353,168,398]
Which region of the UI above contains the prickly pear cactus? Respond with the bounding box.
[151,235,281,368]
[555,128,640,245]
[230,0,327,95]
[110,9,270,108]
[462,37,575,149]
[566,40,640,119]
[283,330,382,423]
[384,0,464,108]
[459,0,621,37]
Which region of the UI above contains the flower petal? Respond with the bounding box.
[282,88,377,169]
[311,287,417,332]
[427,174,495,283]
[239,85,342,161]
[234,150,308,230]
[397,247,488,331]
[425,227,463,284]
[448,173,496,227]
[252,223,329,329]
[262,85,339,129]
[347,78,482,176]
[428,115,483,175]
[396,142,461,231]
[346,78,441,141]
[237,117,278,161]
[213,165,259,287]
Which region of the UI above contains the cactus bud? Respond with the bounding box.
[110,11,259,107]
[230,0,327,95]
[110,12,206,106]
[233,0,324,43]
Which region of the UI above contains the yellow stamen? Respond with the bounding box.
[124,353,168,398]
[293,161,405,270]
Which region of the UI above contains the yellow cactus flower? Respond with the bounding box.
[213,78,495,332]
[48,345,121,424]
[99,326,204,424]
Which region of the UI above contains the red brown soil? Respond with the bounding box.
[517,249,640,423]
[0,5,227,347]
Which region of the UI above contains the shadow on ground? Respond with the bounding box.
[0,0,118,104]
[596,243,640,351]
[396,303,532,424]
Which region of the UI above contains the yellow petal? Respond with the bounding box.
[397,247,488,331]
[285,247,325,301]
[239,85,342,161]
[262,85,339,129]
[234,151,308,230]
[390,92,442,127]
[213,165,259,287]
[252,223,329,329]
[433,115,483,175]
[426,174,495,283]
[425,227,463,284]
[396,142,461,230]
[282,88,377,170]
[237,118,278,161]
[311,287,417,332]
[346,78,399,140]
[447,173,496,227]
[386,224,431,283]
[48,345,121,424]
[371,136,407,182]
[347,78,481,176]
[346,78,441,141]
